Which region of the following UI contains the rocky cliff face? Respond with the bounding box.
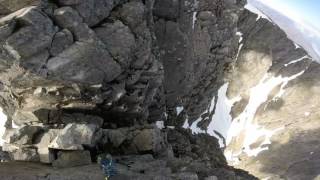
[1,0,317,179]
[223,8,320,180]
[0,0,257,179]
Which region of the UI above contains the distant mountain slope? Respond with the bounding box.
[247,0,320,62]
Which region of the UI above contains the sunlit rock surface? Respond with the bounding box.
[224,8,320,180]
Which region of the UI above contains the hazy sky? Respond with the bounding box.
[263,0,320,31]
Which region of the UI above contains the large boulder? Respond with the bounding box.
[100,127,167,155]
[47,41,122,84]
[35,129,60,163]
[50,29,74,56]
[49,123,100,150]
[71,0,124,26]
[1,7,56,59]
[9,147,39,161]
[52,150,92,168]
[3,126,42,145]
[94,20,136,68]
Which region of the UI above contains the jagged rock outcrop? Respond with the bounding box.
[0,0,257,179]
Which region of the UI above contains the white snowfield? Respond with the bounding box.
[247,0,320,62]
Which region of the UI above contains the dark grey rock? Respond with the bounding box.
[57,0,82,6]
[47,41,122,84]
[3,126,42,145]
[52,150,91,168]
[102,129,127,148]
[61,113,104,127]
[50,29,73,56]
[53,6,83,30]
[72,0,123,27]
[0,21,15,42]
[132,128,165,153]
[118,1,145,29]
[2,7,55,59]
[21,50,50,73]
[153,0,179,20]
[95,20,136,68]
[204,176,218,180]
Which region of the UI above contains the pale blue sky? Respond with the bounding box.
[264,0,320,31]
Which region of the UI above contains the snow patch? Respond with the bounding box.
[0,108,7,147]
[183,94,216,135]
[156,121,165,129]
[236,31,243,43]
[284,55,309,67]
[190,117,205,134]
[192,0,199,30]
[192,12,198,29]
[176,106,184,116]
[227,70,306,158]
[294,43,301,49]
[207,83,241,147]
[235,31,244,63]
[164,112,168,119]
[182,118,190,129]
